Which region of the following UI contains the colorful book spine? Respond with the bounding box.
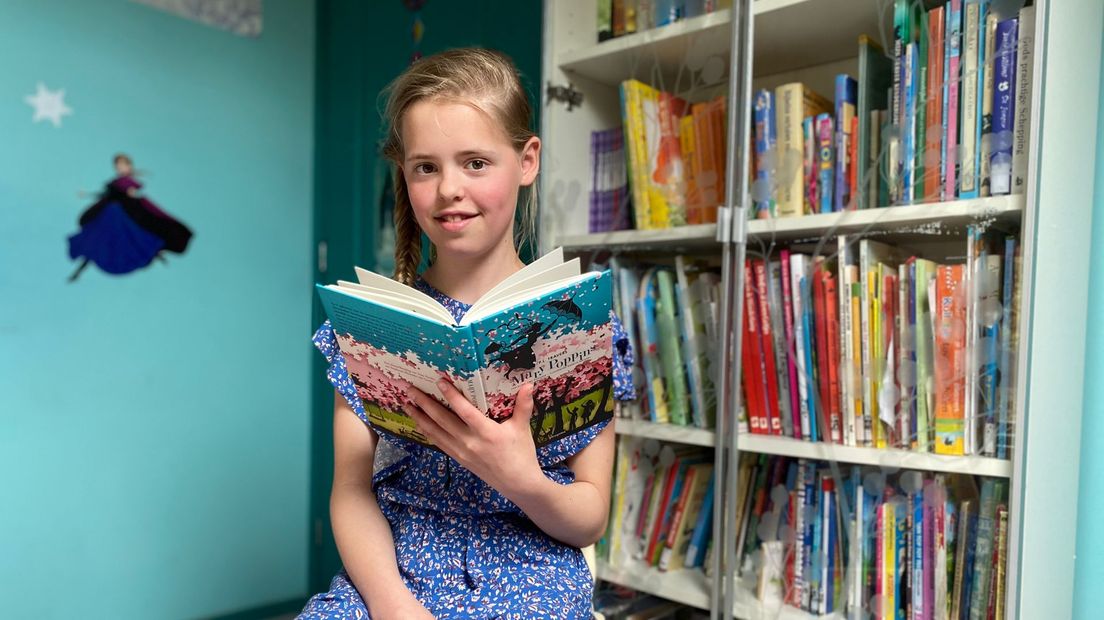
[902,42,918,204]
[753,90,777,218]
[767,261,795,437]
[834,75,858,211]
[990,17,1018,196]
[1011,6,1035,195]
[958,1,982,199]
[755,260,783,434]
[943,1,962,200]
[816,113,835,213]
[997,236,1017,459]
[979,12,997,197]
[926,6,946,202]
[656,269,690,425]
[791,255,813,440]
[804,115,818,214]
[781,250,803,437]
[934,264,965,455]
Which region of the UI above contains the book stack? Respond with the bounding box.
[597,0,733,42]
[620,80,727,229]
[604,438,716,576]
[739,228,1021,459]
[590,127,632,233]
[608,256,722,429]
[751,2,1036,214]
[733,453,1011,619]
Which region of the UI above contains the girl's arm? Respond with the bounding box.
[329,389,432,620]
[405,382,615,548]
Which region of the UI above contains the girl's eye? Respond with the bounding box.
[467,159,488,171]
[413,163,435,175]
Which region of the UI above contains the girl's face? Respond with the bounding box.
[401,100,539,261]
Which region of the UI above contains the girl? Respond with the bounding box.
[301,48,634,619]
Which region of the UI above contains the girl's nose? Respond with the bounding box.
[437,167,464,202]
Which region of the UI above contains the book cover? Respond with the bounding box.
[655,269,690,425]
[620,80,652,229]
[781,250,803,438]
[926,6,946,202]
[767,260,796,438]
[958,2,982,198]
[979,11,997,197]
[914,258,938,453]
[317,251,614,449]
[997,236,1018,459]
[775,83,831,216]
[754,260,783,435]
[990,17,1019,196]
[834,74,858,211]
[742,261,769,433]
[903,41,918,204]
[816,112,835,213]
[944,0,963,199]
[1011,7,1035,195]
[637,268,670,423]
[934,264,966,455]
[804,115,818,214]
[654,91,690,227]
[753,89,778,218]
[684,468,716,568]
[674,256,710,428]
[857,35,893,210]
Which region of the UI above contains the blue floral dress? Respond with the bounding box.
[300,278,634,620]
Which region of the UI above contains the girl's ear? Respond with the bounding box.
[519,136,541,187]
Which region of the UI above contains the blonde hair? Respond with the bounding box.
[381,47,538,286]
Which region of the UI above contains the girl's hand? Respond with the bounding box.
[404,381,544,498]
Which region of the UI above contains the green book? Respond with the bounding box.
[857,35,893,209]
[656,269,690,426]
[914,258,937,452]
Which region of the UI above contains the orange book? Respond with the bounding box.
[925,6,946,202]
[825,271,843,444]
[680,114,703,224]
[934,264,966,455]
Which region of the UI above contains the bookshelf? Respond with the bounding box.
[541,1,1100,618]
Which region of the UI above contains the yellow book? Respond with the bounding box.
[621,80,653,229]
[773,83,831,217]
[884,501,896,618]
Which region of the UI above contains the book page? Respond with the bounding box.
[331,281,454,325]
[467,258,582,319]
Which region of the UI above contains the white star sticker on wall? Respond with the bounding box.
[25,82,73,127]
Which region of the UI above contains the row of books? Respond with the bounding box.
[614,80,727,231]
[590,127,632,233]
[739,227,1021,458]
[597,0,732,43]
[736,453,1011,619]
[607,256,721,428]
[603,439,716,575]
[751,2,1036,219]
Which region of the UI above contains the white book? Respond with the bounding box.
[1012,6,1036,195]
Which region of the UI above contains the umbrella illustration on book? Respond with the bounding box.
[484,295,582,380]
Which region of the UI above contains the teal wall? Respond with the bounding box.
[1073,15,1104,620]
[0,1,315,618]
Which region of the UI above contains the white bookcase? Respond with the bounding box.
[540,1,1101,618]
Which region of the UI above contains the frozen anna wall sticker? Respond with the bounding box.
[67,154,194,282]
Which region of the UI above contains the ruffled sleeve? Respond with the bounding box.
[312,320,369,424]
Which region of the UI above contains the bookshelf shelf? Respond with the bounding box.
[559,223,719,252]
[557,0,883,87]
[596,559,711,610]
[737,434,1014,478]
[557,195,1022,251]
[615,418,717,447]
[596,559,842,619]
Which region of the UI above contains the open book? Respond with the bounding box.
[316,248,615,448]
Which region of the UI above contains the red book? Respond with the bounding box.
[646,458,682,563]
[780,251,803,438]
[925,6,946,202]
[825,271,843,444]
[883,272,899,448]
[742,261,768,433]
[813,265,832,442]
[755,259,783,435]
